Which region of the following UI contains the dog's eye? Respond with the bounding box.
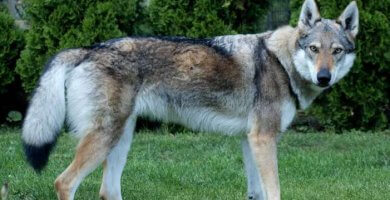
[333,48,343,54]
[309,46,319,53]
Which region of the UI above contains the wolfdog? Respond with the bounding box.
[22,0,359,199]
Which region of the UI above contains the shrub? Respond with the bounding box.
[290,0,390,130]
[0,5,24,94]
[15,0,139,93]
[143,0,268,37]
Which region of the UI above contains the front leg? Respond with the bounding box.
[245,120,280,200]
[242,138,265,200]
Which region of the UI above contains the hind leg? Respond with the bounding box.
[55,77,136,200]
[99,115,136,200]
[54,127,118,200]
[54,110,133,200]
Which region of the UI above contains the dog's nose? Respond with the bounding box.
[317,69,331,87]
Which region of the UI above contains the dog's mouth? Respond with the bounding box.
[317,82,330,88]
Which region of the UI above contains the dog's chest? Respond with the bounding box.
[280,99,296,132]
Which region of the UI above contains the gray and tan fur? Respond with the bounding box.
[22,0,359,199]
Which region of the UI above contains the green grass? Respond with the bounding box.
[0,128,389,199]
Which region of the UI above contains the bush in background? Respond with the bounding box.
[0,4,26,125]
[142,0,268,37]
[290,0,390,130]
[15,0,139,93]
[0,4,24,94]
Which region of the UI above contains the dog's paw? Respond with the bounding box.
[248,192,263,200]
[1,182,9,200]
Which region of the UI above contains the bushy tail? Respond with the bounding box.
[22,54,70,171]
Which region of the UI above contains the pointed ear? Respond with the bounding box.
[298,0,321,30]
[338,1,359,38]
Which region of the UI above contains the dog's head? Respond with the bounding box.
[293,0,359,88]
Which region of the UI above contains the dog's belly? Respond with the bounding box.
[135,93,250,135]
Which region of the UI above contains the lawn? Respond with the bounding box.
[0,128,389,200]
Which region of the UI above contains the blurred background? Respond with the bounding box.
[0,0,389,132]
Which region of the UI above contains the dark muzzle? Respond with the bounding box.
[317,68,331,87]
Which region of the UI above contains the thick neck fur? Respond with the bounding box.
[265,26,324,109]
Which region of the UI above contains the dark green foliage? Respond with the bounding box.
[290,0,390,130]
[146,0,236,37]
[143,0,268,37]
[0,5,24,94]
[15,0,139,93]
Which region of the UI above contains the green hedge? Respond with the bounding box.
[15,0,139,93]
[290,0,390,130]
[143,0,268,37]
[0,5,24,94]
